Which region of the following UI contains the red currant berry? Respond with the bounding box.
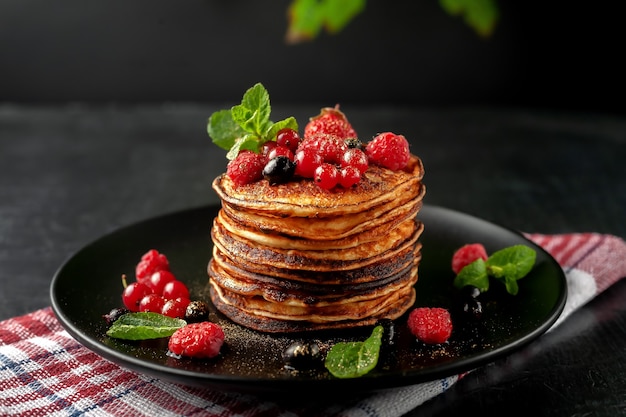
[267,146,294,161]
[276,128,300,152]
[261,141,278,158]
[122,281,152,312]
[341,148,369,174]
[146,270,176,295]
[339,165,361,188]
[314,163,339,190]
[161,297,191,318]
[162,280,190,300]
[294,148,323,178]
[226,150,266,186]
[138,293,166,313]
[135,249,169,283]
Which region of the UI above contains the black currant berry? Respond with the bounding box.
[282,341,322,370]
[185,300,211,323]
[263,156,296,185]
[102,307,130,326]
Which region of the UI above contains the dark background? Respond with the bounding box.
[1,0,624,114]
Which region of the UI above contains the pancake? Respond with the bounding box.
[212,154,424,217]
[208,153,426,333]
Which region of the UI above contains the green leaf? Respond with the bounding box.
[486,245,536,281]
[207,109,246,152]
[231,83,272,135]
[265,116,299,142]
[106,312,186,340]
[286,0,365,43]
[324,325,382,378]
[453,258,490,292]
[226,133,263,160]
[206,83,299,160]
[439,0,499,37]
[322,0,367,33]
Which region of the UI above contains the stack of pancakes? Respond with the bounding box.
[208,154,426,333]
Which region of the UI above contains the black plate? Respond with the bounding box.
[50,205,566,395]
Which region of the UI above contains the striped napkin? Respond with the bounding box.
[1,233,625,417]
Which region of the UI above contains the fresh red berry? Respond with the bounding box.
[294,148,323,178]
[365,132,411,171]
[276,128,300,152]
[341,148,369,174]
[452,243,489,274]
[407,307,453,344]
[162,280,190,300]
[261,141,278,158]
[267,145,294,161]
[314,163,339,190]
[122,281,152,312]
[146,270,176,295]
[161,297,191,318]
[304,105,357,140]
[135,249,170,282]
[168,321,225,359]
[339,166,361,188]
[226,150,266,186]
[299,133,347,164]
[138,293,166,313]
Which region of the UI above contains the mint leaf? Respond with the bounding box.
[231,83,272,135]
[324,325,382,378]
[106,312,186,340]
[486,245,536,295]
[453,258,489,292]
[486,245,536,280]
[207,83,299,160]
[207,109,245,152]
[452,244,536,296]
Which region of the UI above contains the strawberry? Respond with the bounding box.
[168,321,225,359]
[303,105,357,140]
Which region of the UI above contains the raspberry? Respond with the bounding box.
[407,307,453,344]
[365,132,411,171]
[168,322,225,359]
[226,150,266,186]
[135,249,170,282]
[298,133,347,165]
[304,105,357,140]
[451,243,488,274]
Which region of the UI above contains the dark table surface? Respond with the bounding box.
[1,104,625,416]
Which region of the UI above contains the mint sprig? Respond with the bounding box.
[106,312,186,340]
[207,83,299,160]
[324,325,383,378]
[453,245,536,295]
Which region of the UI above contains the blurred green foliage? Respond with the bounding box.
[286,0,499,43]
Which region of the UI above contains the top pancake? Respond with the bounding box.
[213,154,425,217]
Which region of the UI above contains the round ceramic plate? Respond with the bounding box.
[50,204,566,394]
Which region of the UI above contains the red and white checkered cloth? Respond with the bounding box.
[2,233,626,417]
